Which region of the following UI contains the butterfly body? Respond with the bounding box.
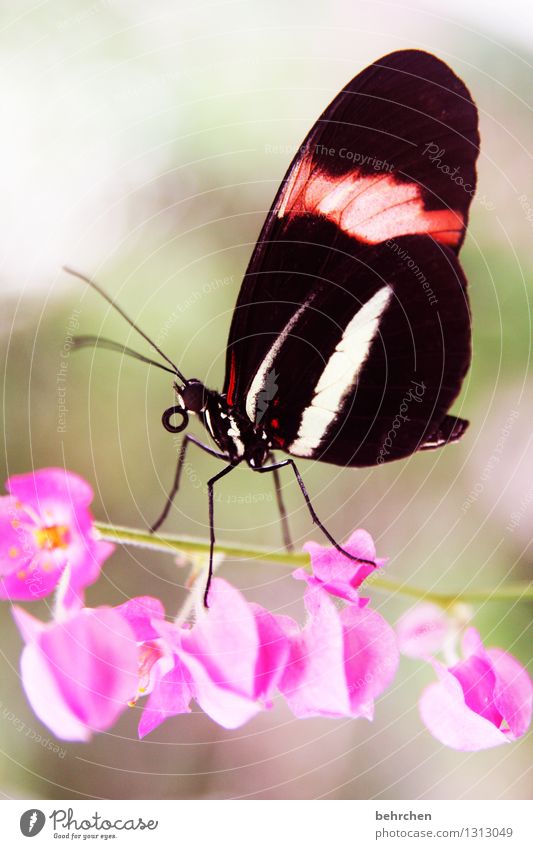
[179,383,272,468]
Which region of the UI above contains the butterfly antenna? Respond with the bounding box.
[63,266,187,384]
[72,335,179,376]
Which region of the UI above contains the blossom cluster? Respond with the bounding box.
[1,468,531,751]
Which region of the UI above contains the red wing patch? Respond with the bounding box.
[277,154,463,247]
[226,350,237,406]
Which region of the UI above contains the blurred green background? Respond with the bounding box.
[1,0,531,800]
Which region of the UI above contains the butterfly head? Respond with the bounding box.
[162,379,208,434]
[177,379,208,414]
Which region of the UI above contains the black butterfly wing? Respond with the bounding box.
[223,49,478,464]
[232,218,471,465]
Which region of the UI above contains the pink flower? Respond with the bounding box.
[296,529,385,602]
[419,627,533,751]
[0,468,113,602]
[115,596,193,739]
[12,604,139,741]
[113,582,290,735]
[159,579,290,730]
[396,602,450,658]
[279,586,399,719]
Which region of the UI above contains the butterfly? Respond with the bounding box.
[68,48,479,604]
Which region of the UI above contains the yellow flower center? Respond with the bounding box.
[35,525,69,551]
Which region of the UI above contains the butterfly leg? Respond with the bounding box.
[254,459,374,567]
[205,462,240,607]
[268,452,293,552]
[150,434,228,533]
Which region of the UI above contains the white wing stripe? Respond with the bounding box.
[245,298,311,422]
[289,285,393,457]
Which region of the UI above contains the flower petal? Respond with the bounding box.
[419,662,509,751]
[177,579,272,728]
[27,608,139,739]
[461,626,485,658]
[301,529,384,602]
[342,603,399,717]
[0,552,66,601]
[279,588,350,717]
[487,648,533,739]
[396,603,450,658]
[0,496,36,577]
[12,605,46,644]
[115,596,166,641]
[61,530,114,594]
[177,650,262,729]
[249,603,289,702]
[450,654,502,727]
[280,586,398,720]
[180,578,259,697]
[138,659,193,739]
[6,468,94,514]
[20,643,92,742]
[293,567,362,604]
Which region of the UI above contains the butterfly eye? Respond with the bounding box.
[162,405,189,434]
[180,379,207,413]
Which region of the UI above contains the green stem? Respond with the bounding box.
[94,521,533,608]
